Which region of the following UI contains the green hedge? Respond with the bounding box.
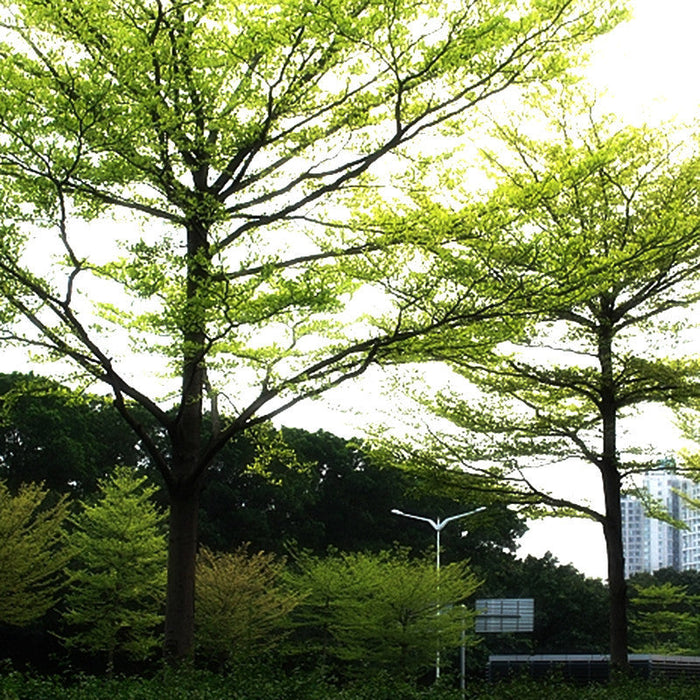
[1,668,699,700]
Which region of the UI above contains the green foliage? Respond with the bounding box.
[0,373,147,497]
[200,427,526,567]
[61,467,167,671]
[629,580,700,655]
[1,668,700,700]
[0,480,70,626]
[195,545,300,667]
[286,547,480,679]
[0,0,624,387]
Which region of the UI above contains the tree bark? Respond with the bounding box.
[162,218,209,664]
[163,483,201,663]
[597,307,628,672]
[601,467,628,672]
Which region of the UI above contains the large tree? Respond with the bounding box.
[382,101,700,669]
[0,0,623,661]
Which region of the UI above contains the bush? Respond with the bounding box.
[285,547,481,680]
[195,545,299,668]
[1,667,700,700]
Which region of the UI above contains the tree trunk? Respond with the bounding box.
[163,483,201,663]
[597,310,628,672]
[601,467,628,672]
[161,217,209,664]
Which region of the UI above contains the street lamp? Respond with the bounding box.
[390,506,485,680]
[390,507,486,573]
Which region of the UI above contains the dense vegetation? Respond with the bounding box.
[1,668,699,700]
[2,373,698,693]
[0,372,616,682]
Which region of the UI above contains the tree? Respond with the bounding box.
[199,426,527,567]
[630,567,700,597]
[628,568,700,655]
[62,467,167,673]
[628,581,700,655]
[0,373,149,496]
[380,98,700,669]
[195,545,299,669]
[285,547,480,680]
[0,0,624,662]
[479,552,609,656]
[0,480,70,626]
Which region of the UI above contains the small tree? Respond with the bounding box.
[0,480,69,626]
[195,545,299,668]
[62,467,166,673]
[286,547,480,679]
[629,582,700,655]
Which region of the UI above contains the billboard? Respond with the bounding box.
[475,598,534,633]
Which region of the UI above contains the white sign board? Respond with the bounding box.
[475,598,534,633]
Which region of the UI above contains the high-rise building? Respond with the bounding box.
[682,479,700,571]
[620,470,695,578]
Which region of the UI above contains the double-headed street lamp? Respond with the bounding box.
[390,507,486,572]
[390,506,486,680]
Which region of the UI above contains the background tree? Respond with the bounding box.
[629,567,700,596]
[628,581,700,655]
[0,0,624,661]
[0,373,148,497]
[195,545,299,669]
[61,467,167,674]
[285,547,480,681]
[198,426,526,569]
[0,480,69,627]
[628,568,700,655]
[476,552,609,658]
[376,97,700,669]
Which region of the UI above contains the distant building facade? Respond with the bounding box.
[621,469,700,578]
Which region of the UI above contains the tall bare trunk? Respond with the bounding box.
[601,466,628,671]
[162,219,209,663]
[598,312,628,672]
[163,482,201,663]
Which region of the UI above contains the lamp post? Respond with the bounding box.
[390,506,485,680]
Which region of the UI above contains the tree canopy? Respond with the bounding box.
[0,0,625,661]
[0,373,147,496]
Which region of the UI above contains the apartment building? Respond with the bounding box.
[620,470,697,578]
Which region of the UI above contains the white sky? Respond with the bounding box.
[280,0,700,581]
